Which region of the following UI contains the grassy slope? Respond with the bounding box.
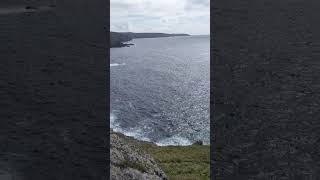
[141,144,210,180]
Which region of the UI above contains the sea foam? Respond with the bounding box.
[110,63,125,67]
[111,112,193,146]
[156,136,193,146]
[110,112,151,142]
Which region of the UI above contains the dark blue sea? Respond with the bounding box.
[110,35,210,146]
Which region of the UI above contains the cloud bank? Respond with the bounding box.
[111,0,210,35]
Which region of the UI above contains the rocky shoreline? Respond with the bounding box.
[110,130,210,180]
[110,130,168,180]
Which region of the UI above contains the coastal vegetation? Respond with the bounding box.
[111,131,210,180]
[142,143,210,180]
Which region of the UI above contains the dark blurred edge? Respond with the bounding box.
[211,0,320,179]
[0,0,109,179]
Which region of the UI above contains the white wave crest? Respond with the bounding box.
[111,112,193,146]
[110,63,126,67]
[156,136,192,146]
[110,112,151,142]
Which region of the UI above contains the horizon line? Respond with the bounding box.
[110,31,210,36]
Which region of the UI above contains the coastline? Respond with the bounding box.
[110,32,190,48]
[111,129,210,179]
[110,34,210,179]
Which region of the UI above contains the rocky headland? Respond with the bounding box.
[110,131,167,180]
[110,32,190,48]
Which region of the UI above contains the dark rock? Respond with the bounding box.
[193,140,204,145]
[111,131,167,180]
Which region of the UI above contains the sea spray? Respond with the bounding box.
[110,63,126,67]
[110,112,195,146]
[110,112,151,142]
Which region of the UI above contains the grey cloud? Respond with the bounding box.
[111,0,209,35]
[184,0,210,11]
[189,0,210,6]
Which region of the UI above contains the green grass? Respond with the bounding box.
[116,160,148,173]
[141,144,210,180]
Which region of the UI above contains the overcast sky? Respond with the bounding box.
[111,0,210,35]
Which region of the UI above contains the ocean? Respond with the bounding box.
[110,35,210,146]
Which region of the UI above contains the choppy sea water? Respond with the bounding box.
[110,35,210,146]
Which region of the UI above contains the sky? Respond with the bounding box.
[110,0,210,35]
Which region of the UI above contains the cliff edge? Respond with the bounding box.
[110,131,167,180]
[110,130,210,180]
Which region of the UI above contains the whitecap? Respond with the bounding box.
[110,63,126,67]
[111,112,194,146]
[156,136,193,146]
[110,112,151,142]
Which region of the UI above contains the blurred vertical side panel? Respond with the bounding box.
[0,0,109,179]
[212,0,320,179]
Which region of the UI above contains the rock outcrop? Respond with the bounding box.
[110,32,133,47]
[110,131,167,180]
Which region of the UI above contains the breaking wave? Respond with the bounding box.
[110,63,126,67]
[110,112,151,142]
[155,136,193,146]
[110,112,193,146]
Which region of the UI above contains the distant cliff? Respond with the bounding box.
[128,32,190,39]
[110,32,190,47]
[110,32,133,47]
